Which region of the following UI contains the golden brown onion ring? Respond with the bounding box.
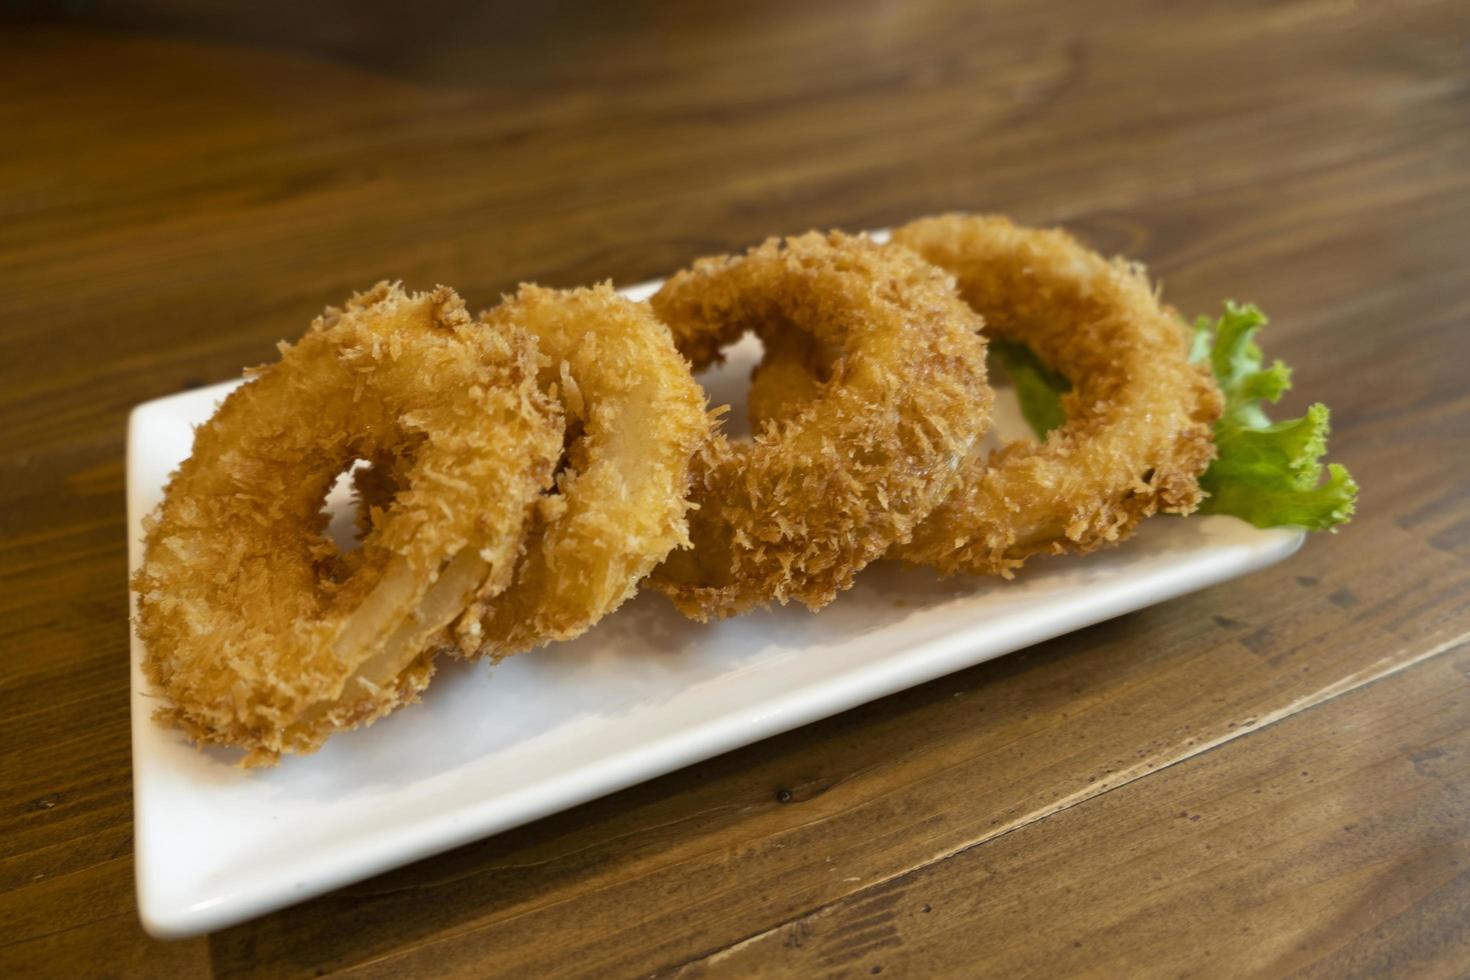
[463,284,710,657]
[647,231,993,620]
[749,215,1223,576]
[133,283,563,765]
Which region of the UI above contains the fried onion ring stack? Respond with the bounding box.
[134,283,564,765]
[133,213,1236,765]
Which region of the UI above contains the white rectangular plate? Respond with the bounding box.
[129,273,1302,938]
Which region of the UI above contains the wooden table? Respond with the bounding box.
[4,2,1468,976]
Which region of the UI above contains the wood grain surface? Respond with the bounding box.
[3,1,1468,977]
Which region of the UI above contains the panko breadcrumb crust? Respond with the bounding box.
[887,215,1223,575]
[132,283,563,765]
[130,214,1231,768]
[749,216,1223,576]
[467,284,710,657]
[648,232,994,620]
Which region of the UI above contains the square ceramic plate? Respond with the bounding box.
[128,269,1303,939]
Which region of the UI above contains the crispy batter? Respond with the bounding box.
[751,216,1223,575]
[462,284,710,657]
[132,283,563,765]
[891,214,1223,574]
[133,214,1231,768]
[647,232,993,619]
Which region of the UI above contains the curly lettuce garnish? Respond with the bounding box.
[1190,301,1356,530]
[989,340,1069,437]
[990,301,1357,531]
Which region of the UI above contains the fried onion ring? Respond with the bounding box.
[133,283,563,765]
[749,215,1223,576]
[647,232,993,620]
[462,284,709,657]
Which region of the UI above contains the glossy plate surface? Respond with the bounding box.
[128,274,1302,938]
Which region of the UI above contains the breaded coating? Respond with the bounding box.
[464,284,710,657]
[130,213,1237,769]
[890,214,1223,575]
[132,283,564,765]
[648,232,994,620]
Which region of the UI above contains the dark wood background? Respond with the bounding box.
[4,1,1469,976]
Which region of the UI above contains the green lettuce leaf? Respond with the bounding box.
[993,301,1357,531]
[1191,301,1356,529]
[989,339,1069,438]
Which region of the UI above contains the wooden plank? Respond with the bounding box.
[0,0,1460,456]
[669,645,1470,979]
[0,0,1465,975]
